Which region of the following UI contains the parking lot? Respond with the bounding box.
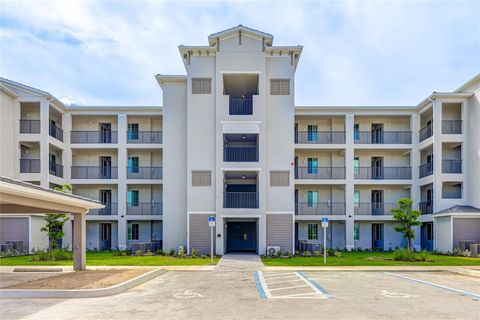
[1,269,479,320]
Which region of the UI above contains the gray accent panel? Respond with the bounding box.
[266,214,293,253]
[0,217,29,252]
[453,218,480,249]
[189,214,215,254]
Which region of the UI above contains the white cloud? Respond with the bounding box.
[0,1,478,106]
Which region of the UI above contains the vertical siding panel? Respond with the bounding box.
[266,214,293,253]
[0,217,29,252]
[189,214,215,254]
[453,218,480,249]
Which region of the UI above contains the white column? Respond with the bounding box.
[345,113,355,250]
[73,212,86,271]
[39,99,50,187]
[117,114,128,249]
[410,114,420,207]
[433,100,443,212]
[63,114,72,180]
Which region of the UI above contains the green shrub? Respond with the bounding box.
[191,248,198,258]
[145,250,154,256]
[333,251,342,258]
[276,249,283,257]
[156,249,165,256]
[303,250,311,257]
[178,248,186,258]
[313,250,321,257]
[169,248,176,256]
[135,250,143,256]
[284,251,291,257]
[453,248,471,257]
[327,248,335,256]
[417,251,429,261]
[393,248,415,261]
[30,249,73,261]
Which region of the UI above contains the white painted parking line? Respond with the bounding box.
[384,272,480,300]
[269,284,309,291]
[267,278,304,285]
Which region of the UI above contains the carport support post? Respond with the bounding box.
[73,212,86,271]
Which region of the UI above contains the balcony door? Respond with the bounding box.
[99,123,112,143]
[371,157,384,179]
[49,153,56,175]
[50,119,56,137]
[99,156,112,179]
[371,123,383,144]
[100,190,112,215]
[371,190,384,215]
[99,223,112,250]
[372,223,384,250]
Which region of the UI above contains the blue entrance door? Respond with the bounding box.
[226,222,256,252]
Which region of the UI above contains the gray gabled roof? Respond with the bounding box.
[434,205,480,215]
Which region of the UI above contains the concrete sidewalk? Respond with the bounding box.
[215,254,264,272]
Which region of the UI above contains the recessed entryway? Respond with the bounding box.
[225,220,257,253]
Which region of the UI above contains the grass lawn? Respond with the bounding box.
[262,251,480,266]
[0,251,219,266]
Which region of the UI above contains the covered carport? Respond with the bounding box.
[0,176,103,270]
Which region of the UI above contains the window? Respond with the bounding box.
[354,191,360,207]
[192,78,211,94]
[127,157,139,173]
[307,158,318,174]
[427,223,433,241]
[128,223,139,241]
[127,123,139,140]
[307,125,318,142]
[354,223,360,241]
[354,157,359,176]
[354,124,359,141]
[307,224,318,240]
[307,191,318,207]
[270,79,290,95]
[192,170,211,186]
[127,190,139,207]
[270,171,289,186]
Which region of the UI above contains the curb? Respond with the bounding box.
[0,268,166,299]
[448,268,480,278]
[263,266,480,272]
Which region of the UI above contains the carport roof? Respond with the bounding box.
[434,205,480,215]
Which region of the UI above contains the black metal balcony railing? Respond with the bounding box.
[295,131,346,144]
[419,201,433,215]
[419,124,433,142]
[49,125,64,142]
[20,119,40,134]
[88,203,117,216]
[295,202,345,215]
[127,131,163,144]
[224,146,258,162]
[354,167,412,180]
[126,167,163,179]
[70,131,118,144]
[354,203,397,215]
[126,202,163,215]
[223,192,259,209]
[19,159,40,173]
[229,98,253,115]
[442,120,462,134]
[442,159,462,173]
[49,161,63,178]
[295,167,346,180]
[419,162,434,178]
[354,131,412,144]
[71,166,118,179]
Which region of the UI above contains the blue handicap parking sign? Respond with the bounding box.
[321,217,328,223]
[208,216,215,222]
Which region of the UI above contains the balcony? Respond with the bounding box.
[49,124,64,142]
[19,159,40,173]
[127,202,163,215]
[419,162,433,178]
[419,124,433,142]
[224,146,258,162]
[295,167,346,180]
[354,131,411,144]
[354,203,397,215]
[126,167,163,180]
[70,131,118,144]
[71,166,118,179]
[223,192,259,209]
[354,167,412,180]
[442,120,462,134]
[49,162,63,178]
[19,120,40,134]
[127,131,163,144]
[419,201,433,215]
[295,202,345,215]
[229,98,253,115]
[88,203,117,216]
[442,160,462,174]
[295,131,346,144]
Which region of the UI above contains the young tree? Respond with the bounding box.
[391,198,422,252]
[40,184,72,250]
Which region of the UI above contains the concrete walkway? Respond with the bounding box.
[215,254,264,272]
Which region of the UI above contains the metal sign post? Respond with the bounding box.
[321,217,329,265]
[208,216,216,265]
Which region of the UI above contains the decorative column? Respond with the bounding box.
[344,113,355,250]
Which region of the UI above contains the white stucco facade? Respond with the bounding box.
[1,25,479,254]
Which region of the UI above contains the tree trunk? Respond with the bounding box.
[407,237,412,252]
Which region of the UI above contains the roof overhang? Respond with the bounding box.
[155,74,187,90]
[208,25,273,46]
[0,177,103,215]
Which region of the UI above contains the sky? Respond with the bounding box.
[0,0,479,107]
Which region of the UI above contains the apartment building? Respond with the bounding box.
[1,25,479,255]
